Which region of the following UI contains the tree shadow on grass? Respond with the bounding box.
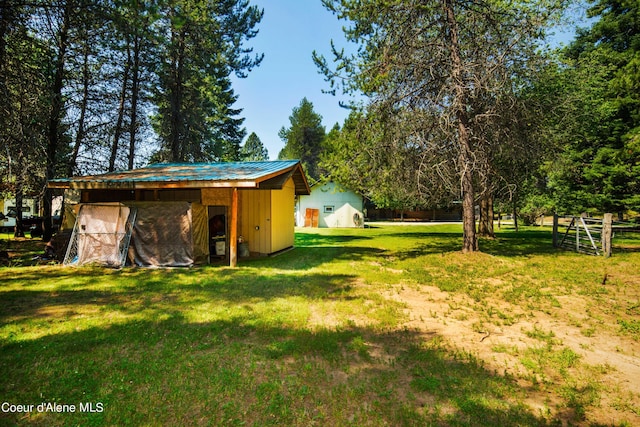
[0,266,125,287]
[389,228,562,258]
[481,231,558,257]
[294,232,372,247]
[289,228,560,264]
[243,245,386,271]
[611,230,640,253]
[0,312,577,427]
[612,245,640,253]
[390,234,465,260]
[0,270,361,323]
[375,228,564,258]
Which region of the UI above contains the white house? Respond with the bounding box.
[296,181,364,228]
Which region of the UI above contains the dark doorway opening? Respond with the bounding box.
[208,206,228,263]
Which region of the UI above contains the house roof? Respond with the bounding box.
[48,160,311,195]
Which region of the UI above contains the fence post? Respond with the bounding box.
[553,213,559,248]
[602,213,613,257]
[576,216,580,252]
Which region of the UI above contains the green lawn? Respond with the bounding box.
[1,225,639,426]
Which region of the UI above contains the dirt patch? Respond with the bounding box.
[386,284,640,425]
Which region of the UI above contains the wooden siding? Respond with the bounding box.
[201,188,232,206]
[191,203,209,263]
[239,189,272,255]
[205,186,289,256]
[270,178,295,252]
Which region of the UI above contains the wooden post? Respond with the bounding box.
[576,216,580,252]
[552,213,558,248]
[229,187,238,267]
[602,213,613,257]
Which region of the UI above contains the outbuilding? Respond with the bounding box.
[48,160,310,267]
[296,181,364,228]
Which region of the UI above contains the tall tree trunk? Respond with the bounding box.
[128,32,141,170]
[14,156,25,238]
[459,139,477,252]
[0,0,9,85]
[444,0,477,252]
[478,193,495,238]
[109,43,131,172]
[0,1,13,147]
[512,194,519,232]
[487,195,494,236]
[168,25,185,162]
[44,3,71,242]
[69,43,90,176]
[479,196,487,235]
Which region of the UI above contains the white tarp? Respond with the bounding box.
[74,203,131,267]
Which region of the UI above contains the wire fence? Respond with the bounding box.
[610,218,640,251]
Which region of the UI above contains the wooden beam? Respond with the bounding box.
[230,187,238,267]
[47,181,71,189]
[59,180,259,190]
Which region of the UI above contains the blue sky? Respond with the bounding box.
[232,0,355,160]
[233,1,591,160]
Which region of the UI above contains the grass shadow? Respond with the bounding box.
[0,269,361,323]
[1,312,559,426]
[384,232,465,259]
[1,237,48,267]
[1,226,631,425]
[244,245,386,271]
[481,228,559,257]
[612,231,640,253]
[377,228,559,258]
[294,231,372,247]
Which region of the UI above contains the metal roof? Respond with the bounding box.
[48,160,311,195]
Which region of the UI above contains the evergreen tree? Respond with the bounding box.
[321,112,426,213]
[315,0,565,251]
[152,0,262,163]
[0,4,51,237]
[278,98,325,181]
[546,0,640,215]
[0,0,264,241]
[241,132,269,161]
[106,0,158,172]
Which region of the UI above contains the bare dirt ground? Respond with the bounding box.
[386,282,640,426]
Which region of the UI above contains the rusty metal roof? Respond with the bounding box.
[49,161,311,195]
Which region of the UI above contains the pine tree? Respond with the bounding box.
[152,0,262,163]
[315,0,566,252]
[278,98,325,181]
[241,132,269,161]
[548,0,640,215]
